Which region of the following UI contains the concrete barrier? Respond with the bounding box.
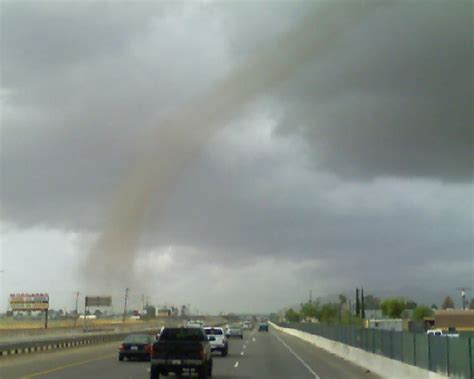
[270,322,451,379]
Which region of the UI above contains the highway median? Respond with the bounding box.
[0,317,226,358]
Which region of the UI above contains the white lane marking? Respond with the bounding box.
[234,361,239,368]
[240,351,244,356]
[243,345,247,349]
[272,332,321,379]
[252,337,256,342]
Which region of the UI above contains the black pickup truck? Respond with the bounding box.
[150,327,213,379]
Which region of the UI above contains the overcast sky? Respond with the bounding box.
[0,0,472,314]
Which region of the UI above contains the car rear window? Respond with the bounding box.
[204,328,223,335]
[124,334,150,343]
[160,328,205,341]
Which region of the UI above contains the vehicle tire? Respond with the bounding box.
[198,365,208,379]
[118,355,124,361]
[240,335,243,339]
[150,365,159,379]
[222,348,228,357]
[208,360,213,377]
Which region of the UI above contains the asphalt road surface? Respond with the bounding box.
[0,327,381,379]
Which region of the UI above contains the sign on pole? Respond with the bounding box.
[85,296,112,307]
[9,293,49,311]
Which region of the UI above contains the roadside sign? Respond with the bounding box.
[9,293,49,311]
[85,296,112,307]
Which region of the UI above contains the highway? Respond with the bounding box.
[0,326,380,379]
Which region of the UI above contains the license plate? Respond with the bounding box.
[171,360,182,365]
[130,346,138,350]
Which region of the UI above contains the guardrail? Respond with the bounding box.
[274,322,473,379]
[0,328,159,357]
[0,317,227,358]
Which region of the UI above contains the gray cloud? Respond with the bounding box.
[275,0,472,181]
[0,1,472,309]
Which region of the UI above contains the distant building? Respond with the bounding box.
[142,305,156,319]
[365,319,403,331]
[157,308,171,317]
[302,317,318,323]
[364,310,385,320]
[434,310,474,332]
[171,307,179,317]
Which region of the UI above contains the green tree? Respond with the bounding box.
[285,308,301,322]
[338,294,347,322]
[319,303,339,324]
[441,296,455,310]
[361,288,365,319]
[431,304,438,310]
[405,300,418,310]
[412,306,434,321]
[338,294,347,305]
[341,310,364,326]
[380,298,405,318]
[300,302,319,319]
[469,299,474,310]
[355,288,360,316]
[364,295,381,310]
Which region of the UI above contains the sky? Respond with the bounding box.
[0,0,472,314]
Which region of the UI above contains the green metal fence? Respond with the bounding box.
[276,322,473,378]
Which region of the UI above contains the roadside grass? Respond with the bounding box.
[0,318,145,330]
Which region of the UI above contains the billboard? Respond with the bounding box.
[10,293,49,311]
[85,296,112,307]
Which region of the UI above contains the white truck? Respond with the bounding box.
[186,320,204,328]
[426,329,460,337]
[203,327,228,356]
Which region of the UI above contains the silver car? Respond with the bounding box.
[226,326,243,339]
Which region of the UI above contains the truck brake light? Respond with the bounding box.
[197,346,204,359]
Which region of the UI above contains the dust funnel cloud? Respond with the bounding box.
[84,1,390,286]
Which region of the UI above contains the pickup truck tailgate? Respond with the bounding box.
[153,341,203,360]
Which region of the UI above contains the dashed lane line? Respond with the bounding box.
[234,361,239,368]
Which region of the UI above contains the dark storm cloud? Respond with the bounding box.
[0,1,472,304]
[1,0,230,229]
[275,0,472,181]
[1,1,163,89]
[151,131,472,266]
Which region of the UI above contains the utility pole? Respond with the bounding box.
[74,292,79,327]
[123,288,129,323]
[456,287,471,310]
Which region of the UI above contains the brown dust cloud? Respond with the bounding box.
[83,1,391,290]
